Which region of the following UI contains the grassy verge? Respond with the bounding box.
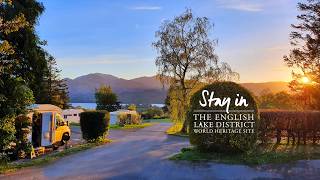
[69,122,80,126]
[143,118,172,123]
[109,123,153,129]
[170,144,320,165]
[0,140,110,174]
[166,123,188,137]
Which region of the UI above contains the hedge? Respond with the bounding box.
[188,82,259,153]
[259,110,320,144]
[80,111,110,141]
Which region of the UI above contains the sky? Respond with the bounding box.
[37,0,301,83]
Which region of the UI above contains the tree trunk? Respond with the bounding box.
[180,89,188,134]
[181,118,188,133]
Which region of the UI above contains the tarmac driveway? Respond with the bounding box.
[2,123,320,180]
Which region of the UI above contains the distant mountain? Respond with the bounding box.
[65,73,168,104]
[65,73,289,104]
[241,81,290,95]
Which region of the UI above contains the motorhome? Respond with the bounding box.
[62,108,84,123]
[28,104,71,149]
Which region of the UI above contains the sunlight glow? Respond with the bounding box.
[301,76,310,84]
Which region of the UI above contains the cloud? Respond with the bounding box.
[217,0,263,12]
[128,6,162,11]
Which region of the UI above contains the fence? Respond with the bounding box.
[259,110,320,144]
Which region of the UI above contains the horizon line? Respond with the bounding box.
[63,72,290,84]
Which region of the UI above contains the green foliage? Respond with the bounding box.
[258,91,297,110]
[95,85,120,112]
[127,104,136,111]
[44,56,70,109]
[170,144,320,165]
[110,123,152,129]
[141,107,164,119]
[80,111,110,142]
[13,115,32,160]
[1,0,69,107]
[0,142,110,174]
[0,115,15,153]
[117,112,141,126]
[153,9,238,132]
[188,82,258,153]
[0,1,28,57]
[0,77,34,157]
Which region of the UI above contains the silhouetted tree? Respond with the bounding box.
[284,0,320,109]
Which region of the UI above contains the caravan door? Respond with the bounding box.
[41,112,53,146]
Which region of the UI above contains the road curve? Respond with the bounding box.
[2,123,320,180]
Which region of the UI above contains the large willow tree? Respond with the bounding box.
[153,9,238,133]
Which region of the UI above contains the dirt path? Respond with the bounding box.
[2,123,320,180]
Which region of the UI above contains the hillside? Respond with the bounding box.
[65,73,289,104]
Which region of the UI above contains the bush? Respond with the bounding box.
[188,82,259,153]
[80,111,110,141]
[117,112,141,126]
[141,107,164,119]
[127,104,137,111]
[14,115,32,160]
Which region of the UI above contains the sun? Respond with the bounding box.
[301,76,310,84]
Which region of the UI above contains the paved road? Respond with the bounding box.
[2,123,320,180]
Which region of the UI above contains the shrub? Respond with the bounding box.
[188,82,259,153]
[117,112,141,126]
[80,111,110,141]
[141,107,164,119]
[14,115,32,159]
[127,104,137,111]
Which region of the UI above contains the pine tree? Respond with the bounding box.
[46,55,70,109]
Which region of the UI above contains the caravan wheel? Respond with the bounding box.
[61,133,70,145]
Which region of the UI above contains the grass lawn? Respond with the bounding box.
[109,123,153,129]
[170,143,320,165]
[143,118,172,123]
[69,122,80,126]
[0,140,110,174]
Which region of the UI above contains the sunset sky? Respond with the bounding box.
[37,0,301,83]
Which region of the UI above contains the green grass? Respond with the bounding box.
[170,144,320,165]
[69,122,80,126]
[143,118,172,123]
[0,140,110,174]
[109,123,153,129]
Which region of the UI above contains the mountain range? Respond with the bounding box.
[65,73,290,104]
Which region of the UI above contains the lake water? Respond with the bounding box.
[71,103,165,109]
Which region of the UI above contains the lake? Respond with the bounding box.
[71,103,165,109]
